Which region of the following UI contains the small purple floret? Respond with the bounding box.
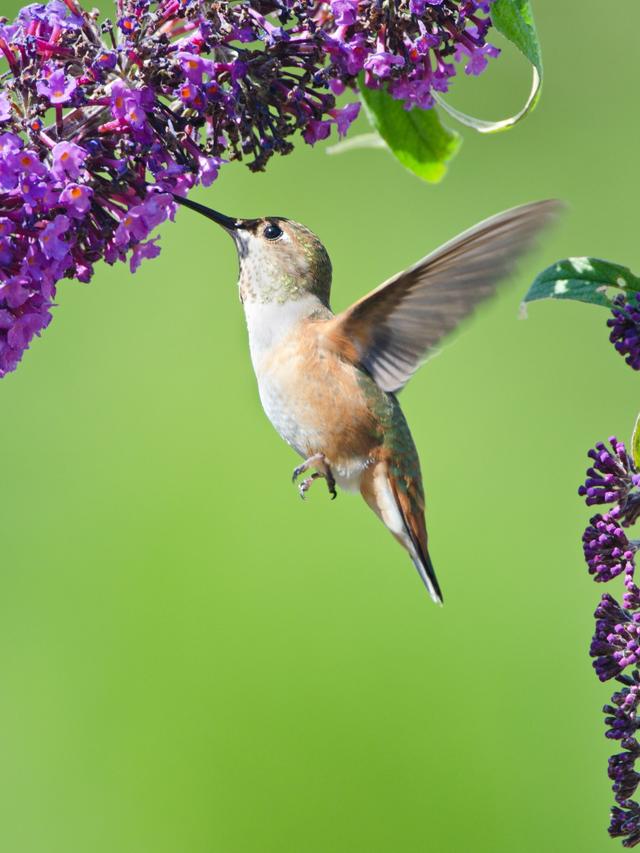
[0,94,11,122]
[329,102,361,137]
[39,215,71,261]
[36,69,78,105]
[59,184,93,217]
[331,0,358,26]
[130,238,161,273]
[303,120,332,145]
[51,142,87,181]
[364,51,405,79]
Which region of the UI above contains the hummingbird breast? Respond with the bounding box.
[251,315,385,491]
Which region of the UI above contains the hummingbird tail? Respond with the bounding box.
[409,548,443,606]
[360,461,443,605]
[387,470,443,605]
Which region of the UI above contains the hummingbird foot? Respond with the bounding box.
[292,454,337,501]
[298,472,321,500]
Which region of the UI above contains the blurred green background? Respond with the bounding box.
[1,2,638,851]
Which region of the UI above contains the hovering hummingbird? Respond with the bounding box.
[175,196,560,604]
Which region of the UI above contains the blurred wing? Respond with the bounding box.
[326,200,562,393]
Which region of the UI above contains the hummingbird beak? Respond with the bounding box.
[172,194,238,230]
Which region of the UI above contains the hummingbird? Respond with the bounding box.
[175,196,560,604]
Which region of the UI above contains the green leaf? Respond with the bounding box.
[492,0,542,79]
[632,414,640,472]
[522,258,640,308]
[436,0,543,133]
[357,84,461,183]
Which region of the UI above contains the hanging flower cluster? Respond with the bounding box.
[609,293,640,372]
[580,429,640,843]
[0,0,498,376]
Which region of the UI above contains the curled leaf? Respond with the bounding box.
[437,0,543,133]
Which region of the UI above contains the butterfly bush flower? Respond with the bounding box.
[581,430,640,843]
[0,0,498,376]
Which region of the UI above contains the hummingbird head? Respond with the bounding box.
[174,195,332,307]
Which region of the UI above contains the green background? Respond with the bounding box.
[0,2,637,851]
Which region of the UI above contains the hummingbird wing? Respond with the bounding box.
[325,200,562,394]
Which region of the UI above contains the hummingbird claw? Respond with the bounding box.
[298,473,321,499]
[291,453,338,501]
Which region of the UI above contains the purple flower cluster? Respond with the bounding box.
[609,293,640,372]
[322,0,499,111]
[591,595,640,683]
[605,683,640,742]
[583,508,637,584]
[579,438,640,526]
[0,0,498,376]
[580,438,640,845]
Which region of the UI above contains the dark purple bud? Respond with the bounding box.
[610,801,640,847]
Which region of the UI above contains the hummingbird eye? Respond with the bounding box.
[263,223,283,241]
